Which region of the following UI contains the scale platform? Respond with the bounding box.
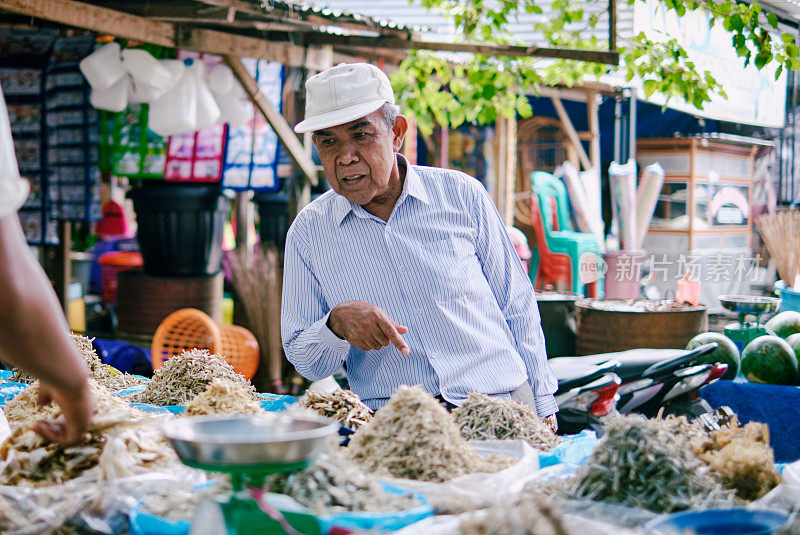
[163,414,339,535]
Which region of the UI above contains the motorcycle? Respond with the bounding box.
[550,342,727,433]
[550,358,621,435]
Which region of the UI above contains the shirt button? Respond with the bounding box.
[398,264,405,271]
[429,352,436,360]
[415,309,422,316]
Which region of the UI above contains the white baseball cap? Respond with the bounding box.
[294,63,395,134]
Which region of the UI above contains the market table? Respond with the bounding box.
[700,379,800,463]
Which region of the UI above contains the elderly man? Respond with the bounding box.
[281,63,558,428]
[0,84,91,444]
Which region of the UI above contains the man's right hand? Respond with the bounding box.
[33,379,92,445]
[328,301,410,355]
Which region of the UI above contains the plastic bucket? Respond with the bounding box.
[603,250,645,300]
[98,251,143,304]
[780,286,800,313]
[128,183,232,276]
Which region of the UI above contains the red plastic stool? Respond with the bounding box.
[98,251,143,304]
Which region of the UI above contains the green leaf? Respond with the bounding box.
[643,79,658,97]
[767,12,778,29]
[776,64,784,80]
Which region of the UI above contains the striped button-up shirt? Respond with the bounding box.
[281,155,558,416]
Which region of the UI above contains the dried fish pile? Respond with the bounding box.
[141,483,228,521]
[570,414,734,513]
[0,411,172,487]
[10,334,146,392]
[184,378,266,416]
[452,392,562,451]
[132,349,256,406]
[266,452,421,514]
[3,379,131,429]
[299,389,372,429]
[346,385,514,482]
[460,495,571,535]
[0,479,98,534]
[698,420,780,501]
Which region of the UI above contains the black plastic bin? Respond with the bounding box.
[128,183,232,276]
[254,191,290,250]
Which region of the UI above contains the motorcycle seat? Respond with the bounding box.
[553,349,689,382]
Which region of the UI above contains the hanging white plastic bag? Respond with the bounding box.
[159,59,187,92]
[148,66,198,137]
[79,41,126,90]
[121,49,172,96]
[188,62,221,131]
[90,75,130,112]
[206,64,234,94]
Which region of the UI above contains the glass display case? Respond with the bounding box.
[638,135,771,251]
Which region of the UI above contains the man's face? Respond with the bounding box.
[313,109,406,210]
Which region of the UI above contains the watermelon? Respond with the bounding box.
[765,311,800,339]
[686,332,741,380]
[741,335,798,385]
[786,333,800,366]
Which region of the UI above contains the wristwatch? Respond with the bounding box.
[544,413,558,433]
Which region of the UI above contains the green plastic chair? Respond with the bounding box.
[531,171,604,298]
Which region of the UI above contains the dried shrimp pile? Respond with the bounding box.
[299,389,372,429]
[346,385,515,482]
[3,379,132,429]
[0,411,173,487]
[570,414,734,513]
[698,420,780,501]
[266,452,421,514]
[132,349,256,405]
[10,334,146,391]
[452,392,562,451]
[184,378,265,416]
[460,495,571,535]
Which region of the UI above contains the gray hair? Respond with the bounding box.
[379,102,402,130]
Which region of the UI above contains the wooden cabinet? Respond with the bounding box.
[637,135,770,252]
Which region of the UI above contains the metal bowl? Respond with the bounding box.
[719,295,781,315]
[162,414,338,471]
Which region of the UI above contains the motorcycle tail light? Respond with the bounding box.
[705,363,728,384]
[589,381,621,417]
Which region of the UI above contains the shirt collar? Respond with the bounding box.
[332,154,429,226]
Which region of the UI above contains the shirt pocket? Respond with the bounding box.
[420,236,476,303]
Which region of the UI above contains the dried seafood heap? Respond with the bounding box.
[570,414,734,513]
[266,452,421,514]
[460,495,571,535]
[346,385,515,482]
[3,379,132,429]
[299,389,372,429]
[132,349,256,406]
[452,392,562,451]
[0,409,173,487]
[184,378,266,416]
[697,420,781,501]
[10,334,146,392]
[141,482,229,521]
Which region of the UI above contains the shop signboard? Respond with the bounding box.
[633,0,787,128]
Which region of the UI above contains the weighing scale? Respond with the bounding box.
[719,295,781,353]
[163,414,339,535]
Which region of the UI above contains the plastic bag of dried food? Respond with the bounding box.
[254,484,433,534]
[0,471,209,535]
[0,383,27,407]
[538,430,598,468]
[382,440,542,514]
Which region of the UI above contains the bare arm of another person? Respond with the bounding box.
[0,214,91,444]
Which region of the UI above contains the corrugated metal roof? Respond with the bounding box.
[307,1,634,45]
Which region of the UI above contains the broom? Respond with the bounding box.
[228,245,286,394]
[756,209,800,289]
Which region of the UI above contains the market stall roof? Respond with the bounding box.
[0,0,620,67]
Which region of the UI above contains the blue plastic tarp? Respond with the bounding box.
[538,430,598,468]
[0,382,29,407]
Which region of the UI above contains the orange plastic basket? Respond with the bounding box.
[151,308,259,379]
